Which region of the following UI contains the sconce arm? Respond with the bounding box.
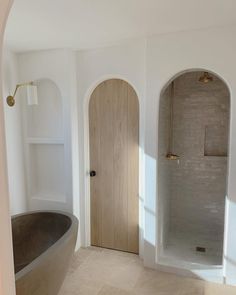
[12,81,34,99]
[7,81,34,107]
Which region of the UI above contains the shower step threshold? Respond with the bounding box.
[156,257,224,284]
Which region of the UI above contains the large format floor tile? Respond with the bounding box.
[59,247,236,295]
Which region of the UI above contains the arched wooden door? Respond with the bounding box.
[89,79,139,253]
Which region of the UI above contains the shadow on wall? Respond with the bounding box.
[147,69,231,284]
[143,152,219,281]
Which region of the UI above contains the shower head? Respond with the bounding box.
[199,72,213,83]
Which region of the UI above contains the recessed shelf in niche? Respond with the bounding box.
[28,144,66,203]
[27,137,64,144]
[31,193,66,203]
[204,125,228,157]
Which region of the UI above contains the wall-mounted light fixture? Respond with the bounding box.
[6,81,38,107]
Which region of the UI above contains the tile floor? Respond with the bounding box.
[163,231,223,266]
[59,247,236,295]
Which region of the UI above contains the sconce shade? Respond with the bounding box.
[27,85,38,105]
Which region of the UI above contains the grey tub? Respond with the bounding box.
[12,211,78,295]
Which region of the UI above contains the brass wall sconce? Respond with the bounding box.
[6,81,38,107]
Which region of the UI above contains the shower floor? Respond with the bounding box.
[162,231,223,266]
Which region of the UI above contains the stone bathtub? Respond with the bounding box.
[12,211,78,295]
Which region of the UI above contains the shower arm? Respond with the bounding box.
[169,82,174,152]
[166,81,180,160]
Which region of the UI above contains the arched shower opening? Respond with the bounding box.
[158,70,230,267]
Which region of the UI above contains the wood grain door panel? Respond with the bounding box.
[89,79,139,253]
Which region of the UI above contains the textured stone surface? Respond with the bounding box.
[13,212,78,295]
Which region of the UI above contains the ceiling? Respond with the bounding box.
[4,0,236,52]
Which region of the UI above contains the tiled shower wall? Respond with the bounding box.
[159,71,230,247]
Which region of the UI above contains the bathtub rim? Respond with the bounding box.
[12,210,78,281]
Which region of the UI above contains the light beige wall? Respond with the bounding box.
[0,0,16,294]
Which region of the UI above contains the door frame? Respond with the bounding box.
[83,75,144,257]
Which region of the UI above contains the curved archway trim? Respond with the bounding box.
[0,0,17,294]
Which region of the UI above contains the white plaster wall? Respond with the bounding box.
[1,14,236,292]
[3,49,27,215]
[145,25,236,285]
[0,0,16,293]
[17,49,77,214]
[77,25,236,285]
[77,40,146,251]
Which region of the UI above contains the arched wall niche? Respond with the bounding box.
[20,77,71,212]
[157,68,231,273]
[25,78,63,138]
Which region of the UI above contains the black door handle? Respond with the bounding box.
[90,170,96,177]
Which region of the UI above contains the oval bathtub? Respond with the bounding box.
[12,211,78,295]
